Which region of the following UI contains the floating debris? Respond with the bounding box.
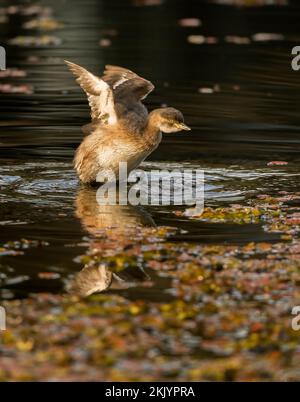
[38,272,61,280]
[187,35,218,45]
[0,15,8,23]
[0,84,33,94]
[132,0,163,6]
[211,0,288,6]
[3,239,49,250]
[23,18,64,31]
[178,18,202,27]
[99,38,112,47]
[187,35,205,45]
[26,56,40,63]
[225,35,251,45]
[8,35,62,47]
[0,248,23,257]
[0,189,300,380]
[198,87,214,94]
[5,4,53,17]
[267,161,288,166]
[181,206,262,224]
[198,84,220,94]
[206,36,218,44]
[252,33,284,42]
[0,68,26,78]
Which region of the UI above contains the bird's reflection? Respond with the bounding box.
[75,185,155,234]
[66,185,155,297]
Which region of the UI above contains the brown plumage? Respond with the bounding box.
[65,61,191,183]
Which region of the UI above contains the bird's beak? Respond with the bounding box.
[177,123,191,131]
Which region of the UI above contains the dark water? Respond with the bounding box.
[0,0,299,299]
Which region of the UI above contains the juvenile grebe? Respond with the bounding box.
[65,61,190,184]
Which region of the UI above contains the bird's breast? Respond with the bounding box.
[96,135,159,175]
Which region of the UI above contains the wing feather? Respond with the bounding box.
[65,60,117,125]
[102,65,154,101]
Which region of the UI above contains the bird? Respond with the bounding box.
[65,61,191,184]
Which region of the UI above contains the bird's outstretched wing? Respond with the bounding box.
[65,60,117,125]
[65,61,155,127]
[102,65,155,102]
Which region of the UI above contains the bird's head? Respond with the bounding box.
[151,107,191,133]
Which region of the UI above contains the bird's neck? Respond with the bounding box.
[142,111,162,148]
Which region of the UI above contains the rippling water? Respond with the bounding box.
[0,0,299,298]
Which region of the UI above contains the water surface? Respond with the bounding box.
[0,0,299,299]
